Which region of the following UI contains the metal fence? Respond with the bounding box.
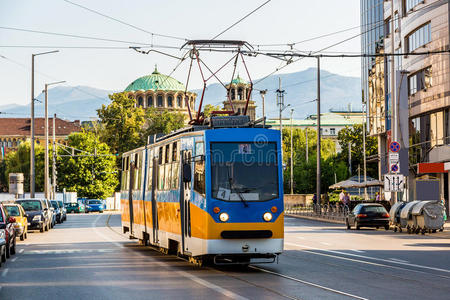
[285,202,349,222]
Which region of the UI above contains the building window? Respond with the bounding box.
[405,0,424,12]
[137,96,143,107]
[147,96,153,107]
[157,95,163,107]
[238,88,243,100]
[330,128,336,135]
[394,11,399,31]
[408,66,432,95]
[407,23,431,52]
[177,95,182,107]
[167,95,173,107]
[384,17,391,37]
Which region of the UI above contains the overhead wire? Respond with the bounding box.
[61,0,187,41]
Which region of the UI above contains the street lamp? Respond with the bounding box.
[43,80,65,200]
[290,108,294,195]
[30,50,59,198]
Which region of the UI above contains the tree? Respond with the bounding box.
[5,141,45,193]
[97,92,146,155]
[337,124,378,178]
[144,107,185,137]
[203,104,223,117]
[57,131,118,199]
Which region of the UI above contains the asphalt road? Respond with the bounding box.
[0,213,449,300]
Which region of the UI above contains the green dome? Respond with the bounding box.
[231,74,248,85]
[124,67,186,92]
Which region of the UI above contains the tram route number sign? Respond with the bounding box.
[384,174,404,192]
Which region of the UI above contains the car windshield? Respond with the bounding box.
[362,206,387,213]
[210,142,279,202]
[88,200,102,205]
[51,201,59,209]
[58,201,64,207]
[17,200,42,211]
[5,206,20,216]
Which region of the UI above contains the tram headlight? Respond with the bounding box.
[219,212,229,222]
[263,212,273,222]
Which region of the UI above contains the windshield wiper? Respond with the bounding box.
[227,167,248,208]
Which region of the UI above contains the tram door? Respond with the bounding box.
[151,157,159,244]
[180,150,192,254]
[128,156,135,237]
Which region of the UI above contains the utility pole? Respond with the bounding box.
[260,89,267,128]
[30,50,58,198]
[290,108,294,195]
[363,105,368,200]
[305,127,308,163]
[390,0,397,203]
[316,56,321,208]
[52,114,56,199]
[44,80,65,200]
[276,78,286,139]
[348,142,352,176]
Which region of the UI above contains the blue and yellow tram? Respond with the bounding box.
[121,120,284,264]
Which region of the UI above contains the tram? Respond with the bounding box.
[120,116,284,265]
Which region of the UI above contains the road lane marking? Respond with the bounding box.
[19,249,24,254]
[251,266,368,300]
[320,242,331,246]
[350,249,365,253]
[286,242,450,278]
[296,237,305,240]
[1,269,8,277]
[11,257,17,262]
[389,258,409,263]
[94,214,249,300]
[24,249,115,254]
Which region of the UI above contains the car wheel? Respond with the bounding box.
[10,239,16,255]
[346,219,351,230]
[6,242,10,258]
[356,222,360,230]
[45,224,48,231]
[385,225,390,231]
[24,232,27,239]
[40,225,44,233]
[1,246,6,262]
[20,233,24,241]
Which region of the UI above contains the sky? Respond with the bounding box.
[0,0,361,107]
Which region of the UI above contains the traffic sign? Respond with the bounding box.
[384,174,404,192]
[391,164,399,172]
[389,141,400,153]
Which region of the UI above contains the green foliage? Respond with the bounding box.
[337,124,378,178]
[144,107,185,136]
[5,141,45,193]
[203,104,223,117]
[0,159,8,192]
[97,92,146,155]
[282,128,348,194]
[57,131,118,199]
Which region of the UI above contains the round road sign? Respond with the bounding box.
[391,164,399,172]
[390,141,400,153]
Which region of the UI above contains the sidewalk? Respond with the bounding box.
[286,213,450,238]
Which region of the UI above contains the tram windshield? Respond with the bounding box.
[210,142,279,202]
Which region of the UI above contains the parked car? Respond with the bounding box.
[50,200,63,224]
[57,200,67,221]
[86,199,104,213]
[3,203,28,240]
[0,229,6,266]
[0,204,16,259]
[16,199,50,232]
[65,202,84,213]
[44,199,56,229]
[346,203,390,230]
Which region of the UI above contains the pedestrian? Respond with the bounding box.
[376,192,381,202]
[339,189,345,204]
[312,194,317,205]
[344,192,350,206]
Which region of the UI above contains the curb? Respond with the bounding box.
[286,214,345,224]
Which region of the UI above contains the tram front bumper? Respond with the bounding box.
[206,238,283,255]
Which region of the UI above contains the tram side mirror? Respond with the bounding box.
[183,163,192,183]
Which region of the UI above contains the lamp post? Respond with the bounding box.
[43,81,65,200]
[290,108,294,194]
[30,50,58,198]
[259,89,267,128]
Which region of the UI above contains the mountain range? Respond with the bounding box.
[0,68,361,121]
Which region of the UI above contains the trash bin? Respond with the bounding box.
[399,200,421,234]
[411,200,445,234]
[389,201,406,232]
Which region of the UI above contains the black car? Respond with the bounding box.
[57,200,67,221]
[0,204,16,259]
[16,199,50,232]
[346,203,390,230]
[50,200,63,224]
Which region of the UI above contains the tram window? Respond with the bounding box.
[172,142,178,161]
[158,147,163,165]
[164,164,172,190]
[136,153,142,190]
[165,144,171,164]
[158,165,165,190]
[147,167,152,191]
[195,141,204,156]
[194,159,205,196]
